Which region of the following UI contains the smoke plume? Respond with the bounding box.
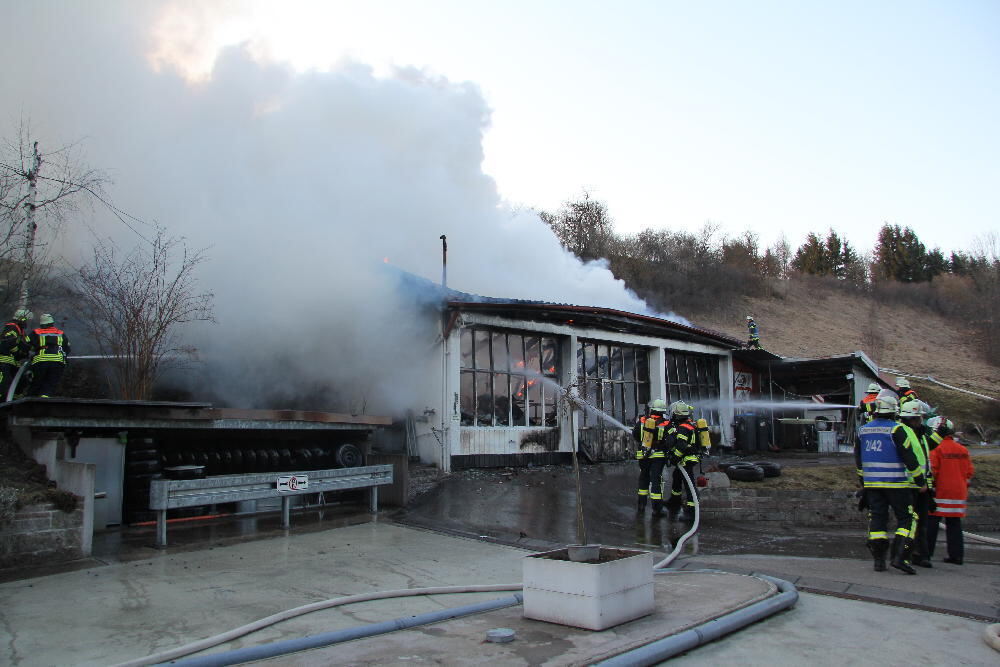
[1,2,663,413]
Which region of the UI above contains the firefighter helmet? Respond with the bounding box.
[874,396,898,415]
[669,401,693,417]
[13,308,32,321]
[648,399,668,413]
[899,401,923,418]
[896,377,911,389]
[866,382,880,393]
[39,313,54,326]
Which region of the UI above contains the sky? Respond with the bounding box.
[142,0,999,254]
[0,1,997,409]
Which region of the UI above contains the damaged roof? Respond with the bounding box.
[389,265,740,347]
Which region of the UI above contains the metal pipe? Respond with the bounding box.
[439,234,447,289]
[594,575,799,667]
[167,593,523,667]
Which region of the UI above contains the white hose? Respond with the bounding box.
[113,583,522,667]
[653,464,701,569]
[942,524,1000,547]
[984,624,1000,653]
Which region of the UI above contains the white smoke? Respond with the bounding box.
[0,1,667,412]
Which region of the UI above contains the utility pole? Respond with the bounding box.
[19,141,41,310]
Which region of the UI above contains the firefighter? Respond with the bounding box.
[665,401,701,522]
[27,314,71,398]
[855,395,927,574]
[0,308,32,401]
[896,377,918,409]
[858,383,880,423]
[926,418,974,565]
[745,316,762,350]
[632,399,670,515]
[900,400,934,568]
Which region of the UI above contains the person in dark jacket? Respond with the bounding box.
[27,314,71,397]
[0,308,32,400]
[632,399,670,515]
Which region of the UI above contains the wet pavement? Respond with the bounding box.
[396,461,879,559]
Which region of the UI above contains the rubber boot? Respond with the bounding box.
[867,539,888,572]
[636,496,647,514]
[651,500,664,517]
[890,536,916,575]
[679,503,696,523]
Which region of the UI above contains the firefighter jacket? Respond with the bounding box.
[30,326,70,365]
[859,393,878,422]
[900,423,934,489]
[0,321,29,366]
[666,420,699,464]
[854,417,926,489]
[898,389,918,408]
[632,414,669,460]
[929,436,974,518]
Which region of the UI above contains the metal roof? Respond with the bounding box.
[446,301,742,348]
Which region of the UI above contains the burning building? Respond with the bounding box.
[394,271,744,471]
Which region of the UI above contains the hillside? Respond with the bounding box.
[687,279,1000,435]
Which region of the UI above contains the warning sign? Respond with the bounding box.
[277,475,309,492]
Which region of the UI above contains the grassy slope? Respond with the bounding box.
[689,279,1000,435]
[730,456,999,493]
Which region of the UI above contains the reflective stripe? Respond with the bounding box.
[934,507,964,514]
[935,498,964,504]
[637,489,649,496]
[650,493,662,500]
[862,481,913,488]
[868,531,888,539]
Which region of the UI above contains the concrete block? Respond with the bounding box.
[50,509,83,530]
[10,517,51,533]
[522,548,655,631]
[704,472,730,488]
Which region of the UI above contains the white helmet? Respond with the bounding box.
[13,308,32,321]
[899,401,923,418]
[874,396,898,415]
[39,313,55,326]
[896,377,911,389]
[866,382,880,393]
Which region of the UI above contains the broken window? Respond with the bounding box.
[459,327,560,427]
[577,340,650,427]
[664,351,721,427]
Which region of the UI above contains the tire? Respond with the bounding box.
[752,461,782,477]
[126,448,159,462]
[725,464,765,482]
[127,460,161,474]
[717,462,737,473]
[334,443,364,468]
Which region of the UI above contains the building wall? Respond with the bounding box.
[429,311,734,469]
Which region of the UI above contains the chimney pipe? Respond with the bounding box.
[440,234,447,289]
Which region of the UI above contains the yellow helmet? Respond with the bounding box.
[648,399,668,413]
[13,308,32,321]
[669,401,693,417]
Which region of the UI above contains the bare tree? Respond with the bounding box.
[0,124,106,312]
[74,228,215,400]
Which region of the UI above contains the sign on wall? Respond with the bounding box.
[734,371,753,402]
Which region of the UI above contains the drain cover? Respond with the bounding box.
[486,628,516,643]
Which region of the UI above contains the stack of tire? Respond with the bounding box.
[720,460,782,482]
[156,444,364,476]
[123,438,162,525]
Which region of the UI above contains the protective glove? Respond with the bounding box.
[928,497,937,513]
[855,489,868,511]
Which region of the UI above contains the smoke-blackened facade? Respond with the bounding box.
[411,300,741,471]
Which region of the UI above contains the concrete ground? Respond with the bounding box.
[0,517,998,666]
[1,456,998,665]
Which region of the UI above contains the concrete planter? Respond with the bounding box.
[522,547,655,630]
